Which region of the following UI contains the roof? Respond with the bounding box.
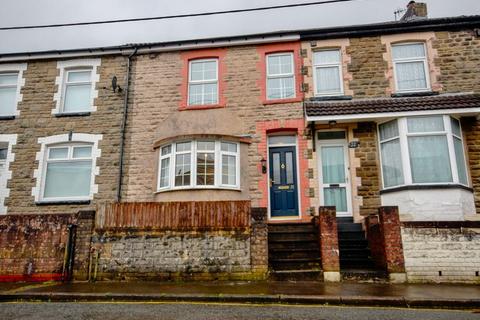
[0,15,479,61]
[305,93,480,120]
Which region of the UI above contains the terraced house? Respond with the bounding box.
[0,4,479,283]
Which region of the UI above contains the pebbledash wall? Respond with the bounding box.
[0,56,127,214]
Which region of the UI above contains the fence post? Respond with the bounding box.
[318,206,340,282]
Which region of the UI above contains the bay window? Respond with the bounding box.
[392,42,430,92]
[379,115,468,189]
[157,139,240,191]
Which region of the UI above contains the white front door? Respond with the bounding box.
[317,132,352,217]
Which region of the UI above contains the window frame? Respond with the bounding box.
[0,72,20,116]
[187,58,219,106]
[266,52,296,101]
[312,49,344,97]
[392,42,431,93]
[40,143,94,202]
[378,115,469,190]
[60,67,94,113]
[157,139,240,192]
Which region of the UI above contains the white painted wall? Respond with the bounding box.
[381,188,475,221]
[402,227,480,283]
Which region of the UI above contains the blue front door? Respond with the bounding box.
[269,146,299,217]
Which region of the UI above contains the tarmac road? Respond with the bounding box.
[0,302,479,320]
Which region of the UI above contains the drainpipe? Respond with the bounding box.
[117,47,138,202]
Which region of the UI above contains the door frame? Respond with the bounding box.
[316,130,353,217]
[267,135,302,221]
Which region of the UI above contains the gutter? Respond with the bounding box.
[116,47,138,202]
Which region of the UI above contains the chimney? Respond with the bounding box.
[400,1,428,21]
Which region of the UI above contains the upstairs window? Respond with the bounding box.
[313,49,343,96]
[0,73,19,116]
[392,43,430,92]
[62,69,93,113]
[378,115,468,189]
[188,59,218,106]
[42,144,94,200]
[266,53,295,100]
[157,139,239,191]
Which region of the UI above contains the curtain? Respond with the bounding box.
[396,61,427,91]
[324,187,347,212]
[407,115,444,133]
[222,155,236,185]
[0,87,16,115]
[314,50,340,64]
[321,146,345,184]
[454,137,468,185]
[315,66,340,94]
[44,161,92,198]
[408,135,452,183]
[381,139,404,187]
[379,120,399,140]
[267,77,294,99]
[64,84,91,112]
[392,43,425,59]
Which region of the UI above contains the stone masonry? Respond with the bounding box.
[0,56,127,214]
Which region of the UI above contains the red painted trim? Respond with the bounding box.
[256,42,304,105]
[179,48,227,110]
[256,119,311,222]
[0,273,63,282]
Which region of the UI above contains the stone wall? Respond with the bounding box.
[0,56,126,214]
[401,222,480,283]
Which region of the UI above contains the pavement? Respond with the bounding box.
[0,281,479,309]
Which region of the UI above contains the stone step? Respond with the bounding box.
[269,269,323,281]
[337,223,363,232]
[341,269,388,282]
[268,223,316,234]
[339,239,369,249]
[269,258,322,271]
[338,231,366,240]
[268,232,318,242]
[268,240,319,251]
[339,248,371,259]
[269,249,320,260]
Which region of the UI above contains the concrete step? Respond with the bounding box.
[341,269,388,282]
[268,233,318,242]
[338,231,366,240]
[269,258,322,271]
[269,249,320,260]
[269,269,323,281]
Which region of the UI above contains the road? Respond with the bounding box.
[0,302,479,320]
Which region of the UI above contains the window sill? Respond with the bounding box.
[179,104,226,111]
[35,200,91,205]
[262,97,303,105]
[0,115,16,120]
[54,112,91,117]
[309,95,352,102]
[391,91,439,98]
[380,184,473,195]
[155,186,241,194]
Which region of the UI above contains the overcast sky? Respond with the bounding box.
[1,0,479,54]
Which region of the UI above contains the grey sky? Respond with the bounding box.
[1,0,479,54]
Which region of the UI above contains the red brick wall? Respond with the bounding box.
[0,213,73,281]
[318,206,340,272]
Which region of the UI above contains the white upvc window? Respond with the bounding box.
[188,59,218,106]
[392,42,430,92]
[266,53,295,100]
[61,68,94,113]
[41,144,94,201]
[0,73,19,116]
[157,139,240,191]
[378,115,468,189]
[313,49,343,96]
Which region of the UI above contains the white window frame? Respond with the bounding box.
[0,63,27,117]
[266,52,296,100]
[61,68,94,113]
[157,139,240,192]
[313,49,344,96]
[378,115,468,190]
[40,144,94,202]
[32,133,102,203]
[187,58,219,106]
[392,42,431,93]
[53,59,100,115]
[0,134,17,215]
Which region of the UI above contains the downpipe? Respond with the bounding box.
[62,224,77,282]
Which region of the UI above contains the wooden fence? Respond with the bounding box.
[96,201,251,231]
